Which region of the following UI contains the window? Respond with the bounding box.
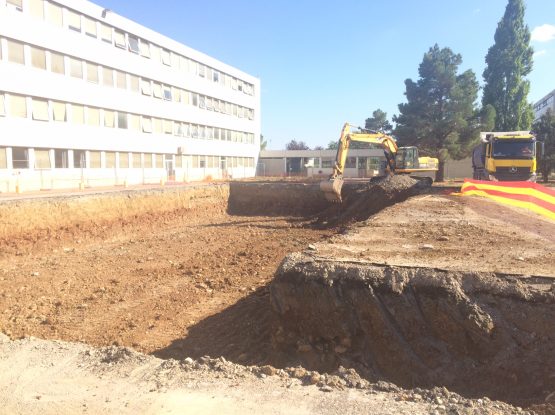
[192,155,199,168]
[153,118,162,134]
[0,148,7,169]
[46,2,62,26]
[171,87,180,103]
[132,153,141,168]
[128,35,139,54]
[30,47,46,69]
[9,94,27,118]
[12,147,29,169]
[100,23,112,43]
[34,149,51,169]
[175,156,182,168]
[140,79,152,96]
[139,40,150,58]
[116,71,127,89]
[0,94,5,117]
[105,152,116,168]
[71,104,84,124]
[141,117,152,133]
[161,49,171,65]
[199,95,205,109]
[54,149,68,168]
[104,110,115,127]
[7,40,24,64]
[163,86,172,101]
[86,62,99,83]
[29,0,44,19]
[69,58,83,78]
[68,10,81,32]
[31,98,49,121]
[213,71,219,83]
[322,159,333,168]
[89,151,101,168]
[119,153,129,168]
[84,17,97,37]
[129,75,139,92]
[144,154,152,168]
[114,30,125,49]
[173,122,183,136]
[152,83,163,99]
[73,150,86,168]
[345,157,356,169]
[198,64,205,78]
[50,52,65,74]
[117,112,127,129]
[87,107,100,126]
[156,154,163,168]
[150,44,160,62]
[129,114,140,131]
[163,119,173,134]
[52,101,66,121]
[170,52,179,68]
[102,67,114,87]
[7,0,22,11]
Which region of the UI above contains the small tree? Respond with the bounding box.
[326,140,339,150]
[365,109,393,134]
[285,139,310,150]
[313,145,324,150]
[260,134,268,150]
[532,109,555,182]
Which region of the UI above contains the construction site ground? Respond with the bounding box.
[0,181,553,414]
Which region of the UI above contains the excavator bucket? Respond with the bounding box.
[320,178,344,203]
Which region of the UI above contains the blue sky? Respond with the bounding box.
[96,0,555,150]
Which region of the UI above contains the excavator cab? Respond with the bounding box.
[395,147,419,169]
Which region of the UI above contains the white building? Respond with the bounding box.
[533,89,555,120]
[0,0,260,192]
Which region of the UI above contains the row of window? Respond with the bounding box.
[5,0,255,96]
[534,95,554,112]
[0,38,255,121]
[0,146,255,170]
[0,92,256,144]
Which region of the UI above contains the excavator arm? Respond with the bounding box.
[321,123,399,202]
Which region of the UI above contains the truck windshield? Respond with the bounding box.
[492,140,534,159]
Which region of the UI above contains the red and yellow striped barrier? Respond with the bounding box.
[459,179,555,221]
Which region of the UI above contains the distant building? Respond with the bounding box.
[0,0,260,192]
[533,89,555,120]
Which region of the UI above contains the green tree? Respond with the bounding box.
[393,44,483,181]
[532,109,555,182]
[365,109,393,134]
[326,140,338,150]
[482,0,534,130]
[285,139,310,150]
[259,134,267,150]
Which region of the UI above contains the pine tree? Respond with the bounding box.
[393,45,482,181]
[482,0,534,131]
[532,109,555,182]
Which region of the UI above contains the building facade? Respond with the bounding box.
[0,0,260,192]
[533,89,555,120]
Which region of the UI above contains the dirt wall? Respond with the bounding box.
[0,184,229,244]
[227,182,330,216]
[270,253,555,406]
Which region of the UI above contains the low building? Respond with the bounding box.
[258,149,386,178]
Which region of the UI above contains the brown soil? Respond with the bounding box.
[0,196,334,360]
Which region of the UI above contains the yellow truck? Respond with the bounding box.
[472,131,543,182]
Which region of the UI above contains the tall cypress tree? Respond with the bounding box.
[482,0,534,131]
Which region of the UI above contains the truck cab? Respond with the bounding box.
[478,132,543,182]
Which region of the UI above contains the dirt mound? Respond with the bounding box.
[270,253,555,407]
[315,175,430,226]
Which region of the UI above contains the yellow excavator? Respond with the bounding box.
[320,123,439,202]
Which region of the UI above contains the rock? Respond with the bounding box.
[320,385,333,392]
[309,374,321,385]
[297,344,312,353]
[31,272,40,277]
[334,345,348,354]
[437,235,450,241]
[517,256,525,261]
[307,244,317,251]
[421,244,435,250]
[184,357,194,365]
[260,365,277,376]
